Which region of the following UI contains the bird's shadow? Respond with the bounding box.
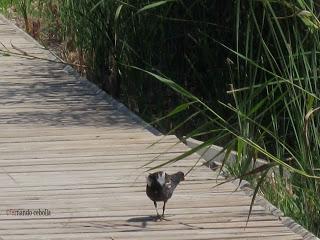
[127,215,171,228]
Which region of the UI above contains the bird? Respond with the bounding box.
[146,171,185,219]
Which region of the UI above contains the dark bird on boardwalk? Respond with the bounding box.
[146,171,185,219]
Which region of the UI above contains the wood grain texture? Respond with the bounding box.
[0,15,307,240]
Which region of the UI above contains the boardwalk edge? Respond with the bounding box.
[63,65,161,136]
[185,138,319,240]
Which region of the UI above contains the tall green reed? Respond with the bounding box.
[56,0,236,134]
[139,0,320,235]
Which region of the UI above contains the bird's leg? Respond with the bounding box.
[154,201,160,218]
[162,201,167,218]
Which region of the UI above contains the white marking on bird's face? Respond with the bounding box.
[157,172,166,186]
[146,176,152,187]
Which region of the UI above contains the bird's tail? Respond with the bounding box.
[170,171,185,189]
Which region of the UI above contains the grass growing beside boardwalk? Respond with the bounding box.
[1,0,320,236]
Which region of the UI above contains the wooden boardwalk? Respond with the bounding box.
[0,15,311,240]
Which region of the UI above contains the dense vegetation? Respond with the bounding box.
[1,0,320,236]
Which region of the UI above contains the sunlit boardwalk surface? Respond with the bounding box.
[0,15,313,240]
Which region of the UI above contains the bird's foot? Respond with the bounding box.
[154,214,169,221]
[154,214,162,221]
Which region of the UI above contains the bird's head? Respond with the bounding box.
[146,171,166,187]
